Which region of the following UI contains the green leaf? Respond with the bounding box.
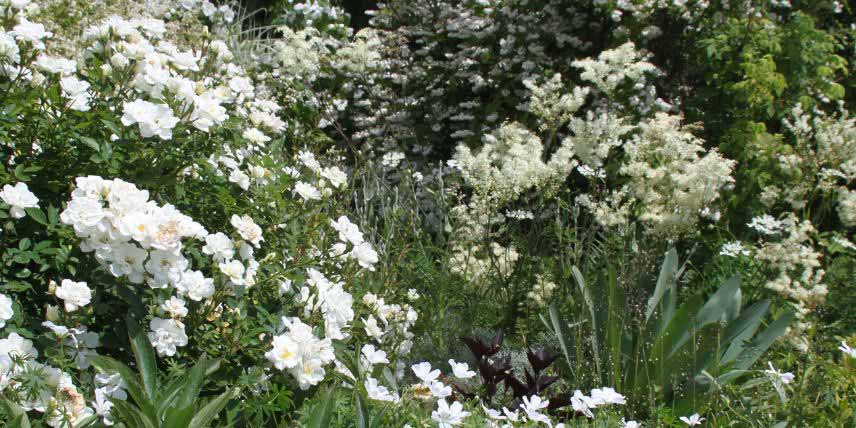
[646,248,678,324]
[188,388,238,428]
[306,386,336,428]
[542,302,574,378]
[176,358,221,410]
[163,404,196,428]
[695,275,741,326]
[355,390,370,428]
[572,266,601,379]
[126,316,158,402]
[89,355,155,418]
[733,311,794,370]
[1,400,31,428]
[25,207,47,225]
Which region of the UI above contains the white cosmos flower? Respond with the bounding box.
[55,280,92,312]
[621,419,642,428]
[0,182,39,218]
[0,294,12,329]
[448,359,476,379]
[679,414,705,426]
[431,399,470,428]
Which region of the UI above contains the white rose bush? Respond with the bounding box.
[0,0,854,427]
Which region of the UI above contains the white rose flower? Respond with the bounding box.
[230,214,263,247]
[0,182,39,218]
[55,279,92,312]
[147,318,188,357]
[0,294,13,329]
[294,181,321,201]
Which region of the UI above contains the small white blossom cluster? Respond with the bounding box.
[525,274,558,308]
[749,214,827,351]
[620,113,735,236]
[449,242,520,285]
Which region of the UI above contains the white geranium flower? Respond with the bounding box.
[448,360,476,379]
[360,344,389,367]
[55,280,92,312]
[590,387,626,405]
[431,399,470,428]
[0,182,39,218]
[679,414,705,426]
[840,341,856,358]
[365,377,398,402]
[429,380,452,398]
[147,318,187,357]
[411,362,440,384]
